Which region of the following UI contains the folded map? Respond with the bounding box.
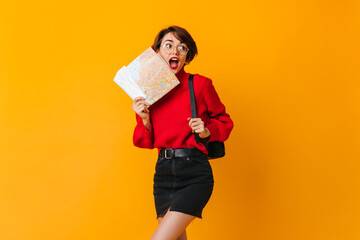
[113,47,180,105]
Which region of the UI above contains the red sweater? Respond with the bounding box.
[133,67,234,154]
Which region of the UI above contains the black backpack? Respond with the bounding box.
[188,74,225,159]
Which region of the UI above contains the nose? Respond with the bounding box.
[171,46,179,55]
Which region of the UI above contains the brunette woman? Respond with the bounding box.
[132,26,233,240]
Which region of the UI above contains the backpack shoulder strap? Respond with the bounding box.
[189,74,201,144]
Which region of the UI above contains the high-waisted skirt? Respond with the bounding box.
[153,153,214,219]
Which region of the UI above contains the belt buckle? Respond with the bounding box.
[164,149,173,159]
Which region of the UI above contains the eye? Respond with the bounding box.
[178,45,187,51]
[165,43,173,49]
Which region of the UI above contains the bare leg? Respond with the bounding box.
[151,211,195,240]
[157,216,187,240]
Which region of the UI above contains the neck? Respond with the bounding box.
[176,67,186,80]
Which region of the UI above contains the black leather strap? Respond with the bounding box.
[189,75,201,144]
[159,148,204,159]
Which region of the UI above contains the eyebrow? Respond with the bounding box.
[164,39,185,44]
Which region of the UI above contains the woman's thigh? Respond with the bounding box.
[151,211,194,240]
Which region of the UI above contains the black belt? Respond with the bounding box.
[159,148,204,159]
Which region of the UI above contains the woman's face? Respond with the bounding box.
[156,32,188,74]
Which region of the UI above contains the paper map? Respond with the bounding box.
[113,47,180,105]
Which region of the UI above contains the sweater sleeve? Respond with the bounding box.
[204,79,234,142]
[133,114,154,149]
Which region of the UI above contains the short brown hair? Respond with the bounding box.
[151,26,198,64]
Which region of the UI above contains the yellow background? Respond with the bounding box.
[1,0,359,239]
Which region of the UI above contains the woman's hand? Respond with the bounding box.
[188,117,210,138]
[133,97,150,129]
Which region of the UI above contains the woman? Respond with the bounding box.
[132,26,233,240]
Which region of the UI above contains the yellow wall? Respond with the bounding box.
[1,0,359,239]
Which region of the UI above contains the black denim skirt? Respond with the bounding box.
[153,153,214,219]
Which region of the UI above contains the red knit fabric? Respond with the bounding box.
[133,67,234,154]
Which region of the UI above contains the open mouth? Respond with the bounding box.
[169,57,179,70]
